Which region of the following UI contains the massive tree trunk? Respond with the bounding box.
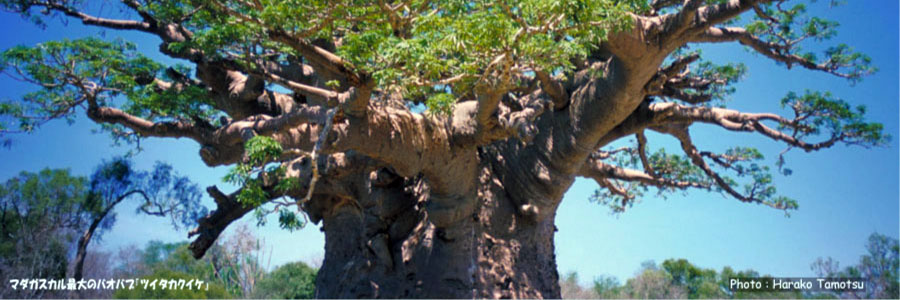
[311,148,565,298]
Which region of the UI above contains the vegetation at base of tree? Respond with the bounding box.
[112,234,318,299]
[112,269,230,299]
[252,262,318,299]
[561,232,899,299]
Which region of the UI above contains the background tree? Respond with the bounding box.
[0,169,86,299]
[812,232,899,299]
[252,261,318,299]
[72,156,207,281]
[115,224,276,298]
[560,271,601,299]
[0,157,206,298]
[112,268,231,299]
[592,275,623,299]
[620,261,687,299]
[563,260,817,299]
[661,258,725,298]
[0,0,889,297]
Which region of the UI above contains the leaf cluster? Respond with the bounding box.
[0,38,218,141]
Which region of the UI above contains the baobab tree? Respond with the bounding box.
[0,0,888,298]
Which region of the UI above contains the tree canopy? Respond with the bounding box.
[0,0,885,218]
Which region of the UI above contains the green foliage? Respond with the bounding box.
[661,258,727,298]
[745,1,875,82]
[590,146,709,213]
[170,0,647,113]
[572,259,815,299]
[224,136,284,207]
[619,261,687,299]
[223,136,310,230]
[120,241,244,298]
[119,227,314,299]
[245,135,284,166]
[136,241,219,280]
[780,90,890,147]
[571,235,895,299]
[125,66,215,120]
[425,92,455,116]
[0,169,89,297]
[590,143,798,214]
[591,275,622,299]
[0,37,217,142]
[253,262,318,299]
[693,61,748,103]
[278,209,306,231]
[225,136,281,220]
[0,168,89,260]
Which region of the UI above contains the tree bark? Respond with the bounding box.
[72,212,105,281]
[310,149,564,298]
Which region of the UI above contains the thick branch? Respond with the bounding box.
[86,106,209,142]
[650,102,842,151]
[188,152,372,258]
[188,185,262,259]
[29,1,154,32]
[694,0,769,29]
[534,70,568,109]
[266,30,360,83]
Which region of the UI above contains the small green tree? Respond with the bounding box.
[620,261,687,299]
[253,262,318,299]
[661,258,725,299]
[592,275,623,299]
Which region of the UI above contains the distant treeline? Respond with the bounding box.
[560,232,899,299]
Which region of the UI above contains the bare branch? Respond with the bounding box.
[690,26,861,79]
[635,131,656,176]
[579,153,709,190]
[650,124,788,210]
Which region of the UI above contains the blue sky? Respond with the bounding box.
[0,1,897,286]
